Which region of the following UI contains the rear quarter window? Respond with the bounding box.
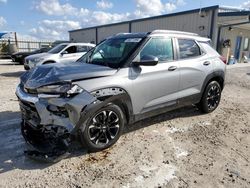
[198,41,220,56]
[178,39,201,59]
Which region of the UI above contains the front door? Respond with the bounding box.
[129,37,180,114]
[60,45,78,63]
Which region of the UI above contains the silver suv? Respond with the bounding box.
[24,43,95,70]
[16,30,226,158]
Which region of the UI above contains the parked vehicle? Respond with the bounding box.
[24,43,95,70]
[11,47,50,64]
[16,30,226,160]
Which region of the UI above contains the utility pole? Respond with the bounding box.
[14,32,18,50]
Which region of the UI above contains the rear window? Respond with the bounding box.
[178,39,201,59]
[77,45,90,53]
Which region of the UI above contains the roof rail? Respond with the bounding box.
[115,33,131,36]
[150,30,199,36]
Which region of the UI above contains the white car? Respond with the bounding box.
[24,43,95,70]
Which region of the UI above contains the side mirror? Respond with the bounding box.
[133,55,159,66]
[61,51,68,56]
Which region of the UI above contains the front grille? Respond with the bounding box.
[19,100,40,126]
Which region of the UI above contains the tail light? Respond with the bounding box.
[220,56,227,64]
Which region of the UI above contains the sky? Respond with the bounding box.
[0,0,250,41]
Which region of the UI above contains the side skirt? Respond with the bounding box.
[130,93,201,124]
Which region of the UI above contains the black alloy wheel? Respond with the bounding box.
[88,110,120,146]
[207,85,221,111]
[80,104,125,151]
[198,81,222,113]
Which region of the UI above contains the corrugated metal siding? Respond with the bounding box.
[69,8,219,45]
[70,28,96,43]
[218,15,250,24]
[131,11,213,38]
[97,23,129,43]
[211,9,219,48]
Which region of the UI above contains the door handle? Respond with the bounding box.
[203,61,210,66]
[168,66,177,71]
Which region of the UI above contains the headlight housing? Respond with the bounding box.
[31,58,44,63]
[37,84,83,95]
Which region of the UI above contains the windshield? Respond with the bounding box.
[48,44,67,54]
[77,37,142,68]
[32,49,40,53]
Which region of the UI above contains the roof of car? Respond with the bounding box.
[59,42,95,46]
[109,32,149,39]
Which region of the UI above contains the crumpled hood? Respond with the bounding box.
[21,62,117,89]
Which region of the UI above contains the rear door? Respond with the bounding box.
[129,37,180,114]
[176,38,213,103]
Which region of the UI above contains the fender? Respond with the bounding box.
[201,70,225,96]
[177,70,225,109]
[72,88,133,134]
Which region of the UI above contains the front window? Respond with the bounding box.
[64,46,77,54]
[77,37,142,68]
[137,37,174,62]
[48,44,67,54]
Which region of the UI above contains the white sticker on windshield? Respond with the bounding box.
[125,38,142,43]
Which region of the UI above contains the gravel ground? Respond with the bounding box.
[0,60,249,188]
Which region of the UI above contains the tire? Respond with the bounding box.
[24,66,30,70]
[198,81,222,113]
[79,104,125,152]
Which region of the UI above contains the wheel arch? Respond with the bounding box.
[91,87,134,124]
[199,70,225,103]
[43,60,56,64]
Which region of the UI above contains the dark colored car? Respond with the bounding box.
[11,47,51,64]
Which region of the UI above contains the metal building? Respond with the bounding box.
[69,5,250,63]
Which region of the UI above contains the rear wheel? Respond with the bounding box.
[198,81,221,113]
[79,104,125,152]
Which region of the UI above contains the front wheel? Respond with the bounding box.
[79,104,125,152]
[198,81,222,113]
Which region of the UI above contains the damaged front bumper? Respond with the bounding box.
[16,84,97,161]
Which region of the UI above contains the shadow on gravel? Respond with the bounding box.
[0,105,201,173]
[124,105,202,134]
[0,110,88,174]
[0,71,25,77]
[247,73,250,76]
[0,111,53,174]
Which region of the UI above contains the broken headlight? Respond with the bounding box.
[37,84,83,94]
